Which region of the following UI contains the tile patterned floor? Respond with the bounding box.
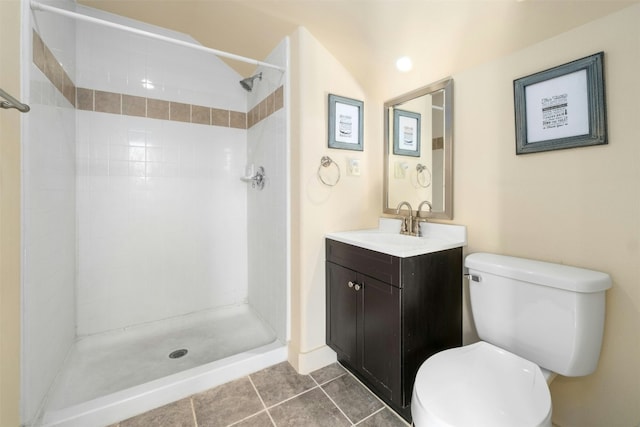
[111,362,410,427]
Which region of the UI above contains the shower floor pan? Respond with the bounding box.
[40,304,284,427]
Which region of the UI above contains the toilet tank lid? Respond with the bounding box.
[465,253,612,293]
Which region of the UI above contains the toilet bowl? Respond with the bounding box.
[411,252,611,427]
[412,342,552,427]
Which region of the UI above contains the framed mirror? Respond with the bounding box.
[383,78,453,219]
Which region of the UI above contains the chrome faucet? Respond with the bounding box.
[413,200,433,236]
[417,200,432,216]
[396,201,416,236]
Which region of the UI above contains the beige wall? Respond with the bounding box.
[289,4,639,426]
[453,5,640,426]
[288,27,383,372]
[0,0,22,425]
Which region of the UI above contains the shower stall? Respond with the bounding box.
[21,1,289,426]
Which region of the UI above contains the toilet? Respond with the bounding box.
[411,252,612,427]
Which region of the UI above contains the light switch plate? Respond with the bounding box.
[348,158,361,176]
[394,161,408,179]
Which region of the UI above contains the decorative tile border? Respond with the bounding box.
[75,87,250,129]
[32,30,283,129]
[248,87,284,128]
[32,30,77,107]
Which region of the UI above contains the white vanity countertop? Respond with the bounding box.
[326,218,467,258]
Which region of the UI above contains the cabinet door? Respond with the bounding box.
[358,273,401,403]
[326,262,357,363]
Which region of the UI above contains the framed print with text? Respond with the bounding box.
[514,52,607,155]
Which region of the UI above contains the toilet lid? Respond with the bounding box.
[413,341,551,427]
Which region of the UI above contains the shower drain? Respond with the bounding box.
[169,349,188,359]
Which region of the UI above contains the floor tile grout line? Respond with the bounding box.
[247,374,269,411]
[336,363,411,426]
[262,382,319,410]
[353,407,386,426]
[339,363,389,407]
[189,397,198,427]
[313,371,348,387]
[226,374,349,427]
[311,373,358,426]
[247,374,277,427]
[225,410,273,427]
[243,380,326,425]
[315,364,408,425]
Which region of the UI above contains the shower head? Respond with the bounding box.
[239,72,262,92]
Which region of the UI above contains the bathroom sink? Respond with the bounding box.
[326,218,467,258]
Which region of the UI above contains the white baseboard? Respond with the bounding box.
[289,345,337,374]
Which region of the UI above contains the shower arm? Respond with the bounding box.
[30,0,285,72]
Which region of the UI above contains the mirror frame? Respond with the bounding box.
[383,77,453,219]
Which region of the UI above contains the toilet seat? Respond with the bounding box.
[412,341,552,427]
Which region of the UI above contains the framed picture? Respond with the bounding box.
[393,109,421,157]
[328,94,363,151]
[514,52,607,155]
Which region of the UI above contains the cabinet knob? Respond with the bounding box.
[354,284,361,291]
[348,281,355,288]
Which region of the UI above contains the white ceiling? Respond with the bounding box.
[79,0,636,97]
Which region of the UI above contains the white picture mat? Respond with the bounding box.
[525,69,589,143]
[397,115,418,151]
[334,102,360,144]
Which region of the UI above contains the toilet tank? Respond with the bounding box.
[465,253,611,377]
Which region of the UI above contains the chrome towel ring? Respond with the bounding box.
[416,163,432,188]
[318,156,340,186]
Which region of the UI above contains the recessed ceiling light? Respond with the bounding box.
[396,56,413,72]
[141,78,154,89]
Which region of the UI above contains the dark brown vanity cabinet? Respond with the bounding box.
[325,238,462,422]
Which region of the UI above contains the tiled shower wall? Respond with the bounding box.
[75,113,250,334]
[246,41,289,343]
[23,1,77,422]
[23,3,287,422]
[72,8,286,335]
[73,18,251,333]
